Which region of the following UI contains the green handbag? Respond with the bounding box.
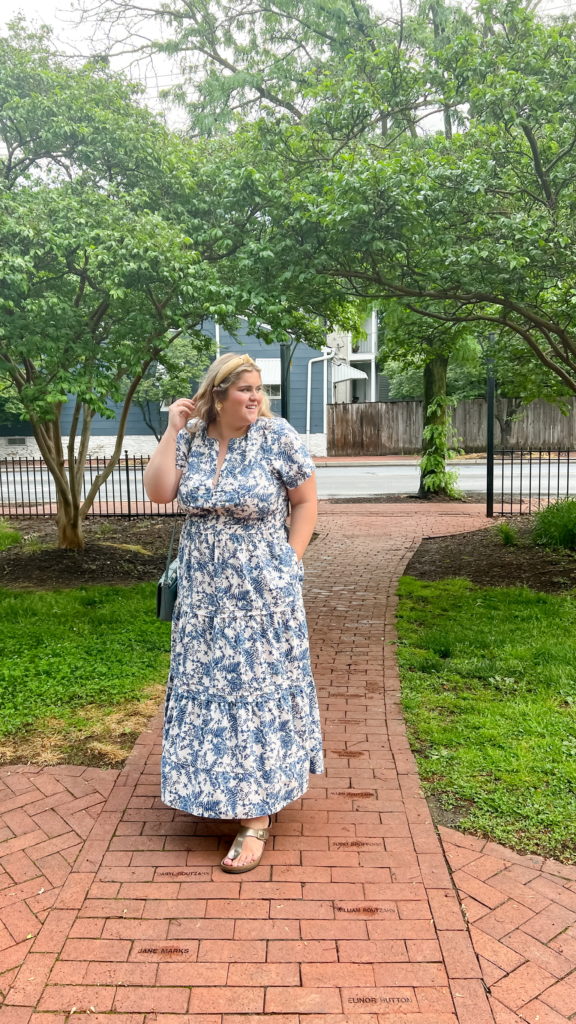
[156,520,179,621]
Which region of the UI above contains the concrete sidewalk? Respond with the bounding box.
[312,457,488,466]
[0,503,575,1024]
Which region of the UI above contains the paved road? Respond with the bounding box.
[316,461,576,498]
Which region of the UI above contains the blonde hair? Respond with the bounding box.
[190,352,273,428]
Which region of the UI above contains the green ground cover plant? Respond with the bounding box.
[0,583,170,764]
[397,576,576,861]
[495,521,519,547]
[0,520,21,551]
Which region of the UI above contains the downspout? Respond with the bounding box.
[370,309,377,402]
[306,347,334,452]
[324,356,328,434]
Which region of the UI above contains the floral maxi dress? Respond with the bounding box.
[161,415,325,819]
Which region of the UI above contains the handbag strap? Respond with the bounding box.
[164,518,179,575]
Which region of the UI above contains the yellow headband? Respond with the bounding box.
[213,353,257,388]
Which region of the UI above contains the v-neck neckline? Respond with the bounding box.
[204,422,253,489]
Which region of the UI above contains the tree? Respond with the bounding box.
[81,0,576,480]
[249,1,576,436]
[0,22,218,548]
[0,22,350,548]
[380,304,574,457]
[78,0,479,496]
[79,0,418,138]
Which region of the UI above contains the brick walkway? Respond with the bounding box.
[1,503,575,1024]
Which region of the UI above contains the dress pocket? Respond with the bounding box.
[285,543,298,565]
[284,542,304,581]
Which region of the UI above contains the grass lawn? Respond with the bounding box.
[397,576,576,862]
[0,583,170,766]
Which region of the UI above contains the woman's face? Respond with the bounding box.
[218,369,263,425]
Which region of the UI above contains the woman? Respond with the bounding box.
[144,352,324,873]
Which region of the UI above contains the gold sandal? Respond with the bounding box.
[220,817,271,874]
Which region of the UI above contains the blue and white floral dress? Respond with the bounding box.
[161,415,324,819]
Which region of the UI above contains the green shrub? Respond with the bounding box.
[533,498,576,550]
[0,519,21,552]
[496,521,519,546]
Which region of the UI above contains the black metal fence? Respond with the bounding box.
[4,446,576,520]
[492,448,576,516]
[0,452,179,518]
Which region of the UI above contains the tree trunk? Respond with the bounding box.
[495,398,524,450]
[418,353,450,497]
[56,497,85,550]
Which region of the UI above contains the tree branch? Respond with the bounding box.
[520,120,555,210]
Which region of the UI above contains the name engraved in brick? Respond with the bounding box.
[348,996,412,1005]
[137,947,190,955]
[331,750,366,759]
[156,869,210,877]
[330,791,375,799]
[332,840,381,849]
[335,905,394,915]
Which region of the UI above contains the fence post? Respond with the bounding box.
[486,357,495,517]
[124,450,131,519]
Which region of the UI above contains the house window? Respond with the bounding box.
[255,358,282,399]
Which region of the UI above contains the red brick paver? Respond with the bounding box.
[1,502,575,1024]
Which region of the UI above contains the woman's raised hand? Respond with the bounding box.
[167,397,197,433]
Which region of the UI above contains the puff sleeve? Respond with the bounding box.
[175,428,193,469]
[272,418,316,490]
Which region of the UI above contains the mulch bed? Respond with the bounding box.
[0,517,177,589]
[405,517,576,593]
[2,508,576,593]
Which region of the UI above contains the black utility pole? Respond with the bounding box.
[486,333,496,518]
[280,343,290,420]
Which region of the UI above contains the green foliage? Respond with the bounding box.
[495,521,520,547]
[0,521,21,552]
[384,357,485,403]
[245,1,576,394]
[87,0,398,136]
[533,499,576,551]
[420,395,463,497]
[0,583,170,735]
[0,21,354,546]
[85,0,576,399]
[73,0,576,517]
[397,576,576,860]
[133,334,215,439]
[381,318,573,408]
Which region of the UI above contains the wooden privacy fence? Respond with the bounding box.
[327,398,576,456]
